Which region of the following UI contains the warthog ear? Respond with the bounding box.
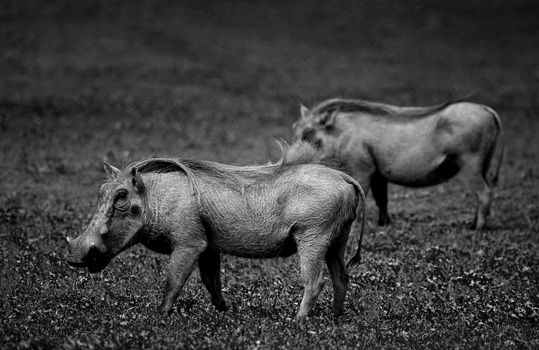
[131,168,145,194]
[103,161,122,181]
[300,104,310,120]
[317,109,338,127]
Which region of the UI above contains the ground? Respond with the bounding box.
[1,0,538,348]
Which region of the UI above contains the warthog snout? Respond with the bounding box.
[65,234,110,273]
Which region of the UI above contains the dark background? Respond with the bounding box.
[1,0,538,348]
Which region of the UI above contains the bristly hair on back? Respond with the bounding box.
[126,141,322,203]
[276,140,319,167]
[310,96,473,124]
[312,98,396,117]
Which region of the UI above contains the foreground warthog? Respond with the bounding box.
[293,98,503,232]
[66,143,365,322]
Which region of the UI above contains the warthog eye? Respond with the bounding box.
[301,128,316,142]
[114,189,130,210]
[116,189,127,199]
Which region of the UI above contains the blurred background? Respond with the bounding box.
[2,0,538,191]
[1,1,538,348]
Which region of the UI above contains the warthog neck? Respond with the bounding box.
[136,172,202,251]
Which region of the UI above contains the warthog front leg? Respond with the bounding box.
[198,248,227,311]
[371,171,391,226]
[160,245,206,314]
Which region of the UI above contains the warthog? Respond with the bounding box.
[66,143,365,322]
[292,98,503,233]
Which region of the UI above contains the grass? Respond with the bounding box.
[1,0,538,348]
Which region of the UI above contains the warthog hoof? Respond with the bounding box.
[295,314,308,324]
[332,305,344,317]
[469,212,488,230]
[378,214,391,226]
[469,222,486,230]
[469,215,486,230]
[159,301,174,315]
[213,300,228,312]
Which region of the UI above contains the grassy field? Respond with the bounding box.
[1,1,538,348]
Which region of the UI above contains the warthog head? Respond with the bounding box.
[65,162,145,273]
[292,105,338,155]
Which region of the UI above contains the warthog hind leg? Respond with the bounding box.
[460,154,492,230]
[160,245,205,314]
[295,235,328,322]
[325,233,350,317]
[198,248,227,311]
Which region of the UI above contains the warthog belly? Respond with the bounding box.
[392,154,460,187]
[212,232,298,259]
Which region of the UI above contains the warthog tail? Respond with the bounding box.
[343,175,367,269]
[483,106,504,187]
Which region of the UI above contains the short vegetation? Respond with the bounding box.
[1,0,538,348]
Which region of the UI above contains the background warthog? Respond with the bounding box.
[65,143,365,322]
[293,99,503,233]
